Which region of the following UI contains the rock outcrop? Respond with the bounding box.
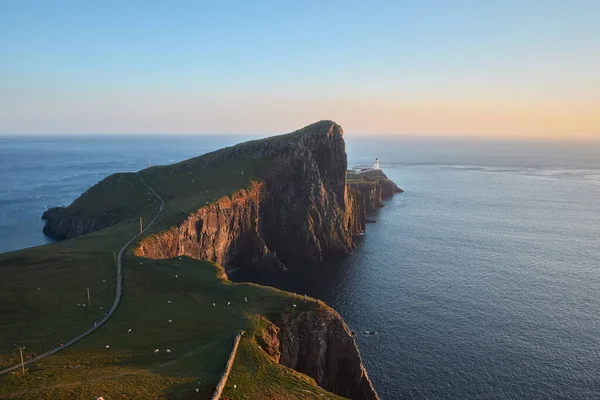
[135,181,283,270]
[350,183,383,213]
[259,308,379,400]
[42,207,116,240]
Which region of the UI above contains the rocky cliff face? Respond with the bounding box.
[42,120,401,271]
[257,122,352,264]
[349,183,383,213]
[259,308,379,400]
[379,178,403,197]
[135,121,400,270]
[345,186,367,235]
[42,207,117,240]
[135,181,283,270]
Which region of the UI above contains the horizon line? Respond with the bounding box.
[1,131,599,144]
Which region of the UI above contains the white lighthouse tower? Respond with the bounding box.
[375,158,380,170]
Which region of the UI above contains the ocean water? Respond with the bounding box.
[0,135,253,253]
[2,135,600,399]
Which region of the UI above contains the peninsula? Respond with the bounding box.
[0,121,401,399]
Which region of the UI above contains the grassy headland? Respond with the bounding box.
[0,140,341,399]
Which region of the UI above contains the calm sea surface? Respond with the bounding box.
[1,135,600,399]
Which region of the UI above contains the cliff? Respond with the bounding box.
[278,309,379,400]
[134,121,401,270]
[135,181,283,270]
[255,306,378,400]
[35,121,401,399]
[347,169,402,213]
[42,206,115,240]
[43,121,401,271]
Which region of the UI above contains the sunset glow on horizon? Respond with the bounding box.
[1,1,598,140]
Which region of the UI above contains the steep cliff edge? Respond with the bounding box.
[134,121,401,270]
[347,169,403,213]
[35,121,401,399]
[135,181,283,270]
[279,309,379,400]
[256,306,379,400]
[43,121,401,272]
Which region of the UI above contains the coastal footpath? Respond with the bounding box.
[10,120,402,399]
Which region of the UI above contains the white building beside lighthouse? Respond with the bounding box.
[353,158,380,174]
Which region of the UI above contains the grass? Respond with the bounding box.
[0,216,156,369]
[222,335,344,400]
[139,157,274,233]
[346,169,388,184]
[0,257,333,399]
[0,129,348,398]
[44,173,160,228]
[0,153,269,368]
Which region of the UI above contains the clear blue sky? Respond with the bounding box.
[1,0,598,138]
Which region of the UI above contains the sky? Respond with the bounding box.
[1,0,599,139]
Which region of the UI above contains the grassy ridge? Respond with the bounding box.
[53,173,160,220]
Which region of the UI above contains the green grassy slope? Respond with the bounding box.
[1,258,337,399]
[140,157,272,234]
[223,337,344,400]
[346,169,386,184]
[0,136,345,399]
[0,186,158,369]
[56,173,160,221]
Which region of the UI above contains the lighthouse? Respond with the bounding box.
[375,158,380,169]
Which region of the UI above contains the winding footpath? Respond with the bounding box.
[0,173,164,375]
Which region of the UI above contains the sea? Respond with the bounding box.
[1,134,600,399]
